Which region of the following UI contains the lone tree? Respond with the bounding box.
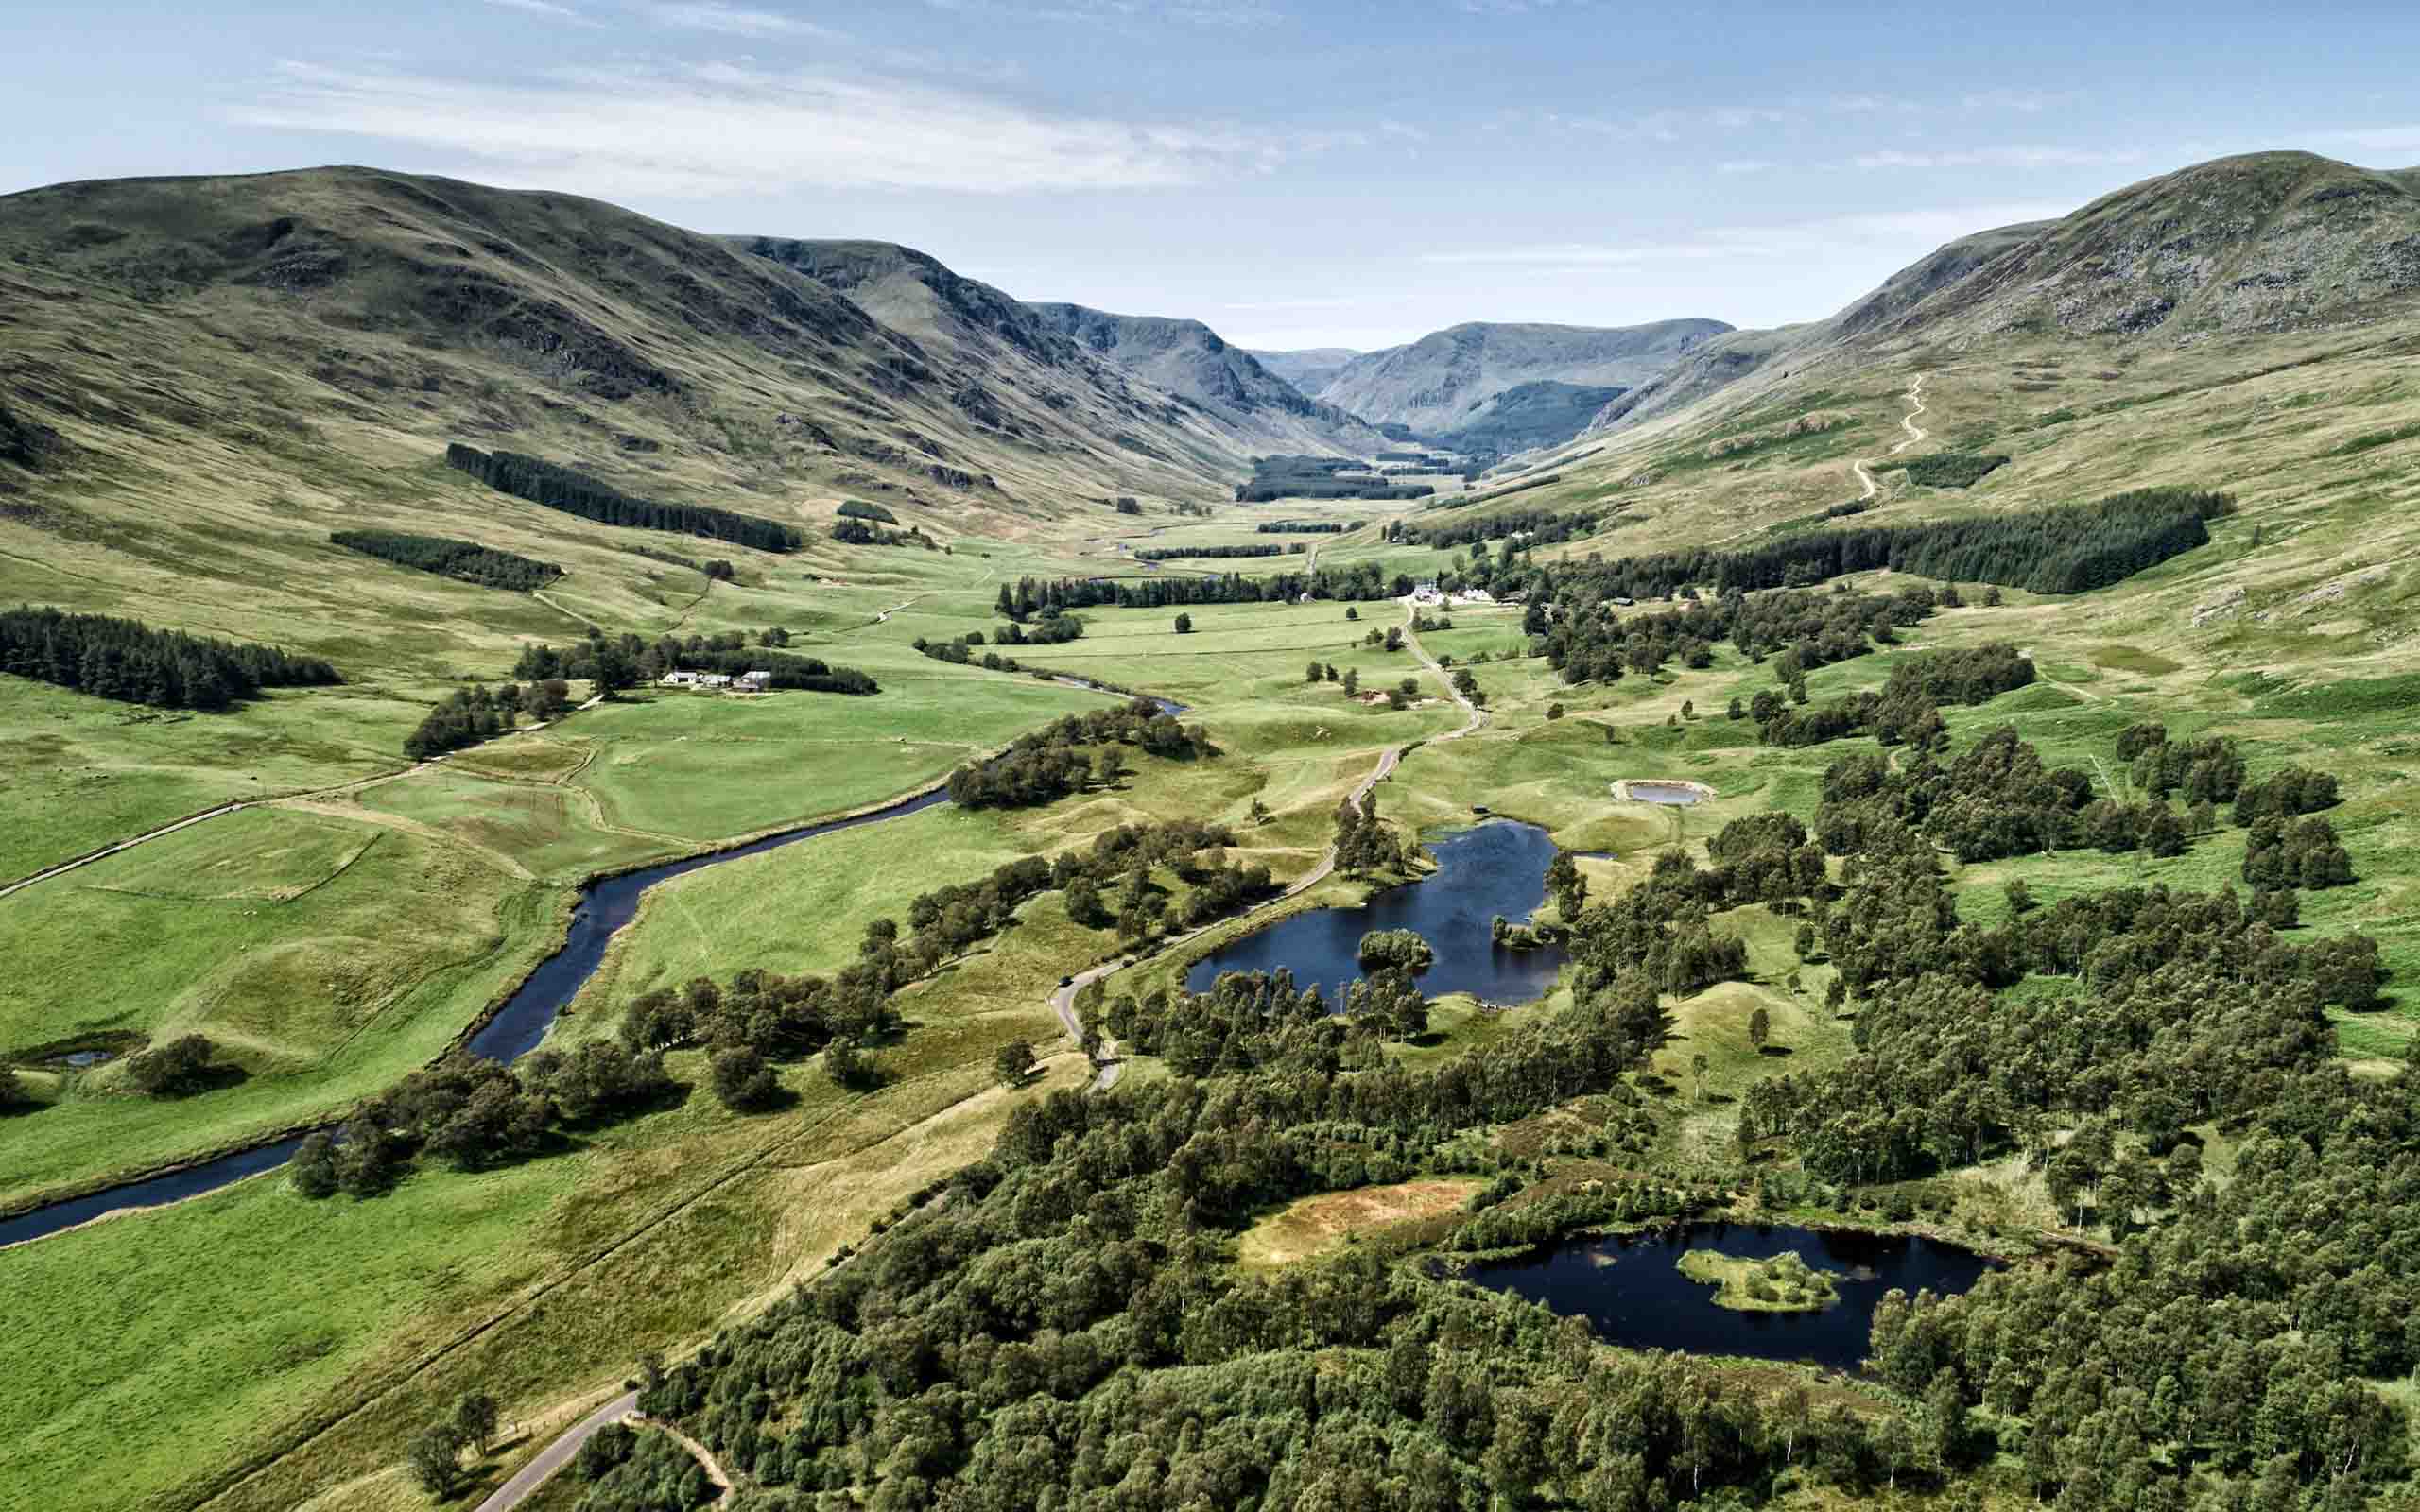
[994,1039,1038,1088]
[1172,612,1193,634]
[1748,1005,1772,1053]
[1344,606,1359,621]
[406,1424,466,1497]
[453,1392,500,1456]
[127,1034,220,1097]
[288,1130,340,1198]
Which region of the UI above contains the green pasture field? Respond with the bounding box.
[0,806,560,1207]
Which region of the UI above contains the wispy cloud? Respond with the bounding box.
[920,0,1279,24]
[641,2,837,38]
[231,59,1317,195]
[481,0,582,16]
[1850,146,2144,171]
[1418,202,2072,268]
[1715,159,1773,176]
[1532,105,1789,143]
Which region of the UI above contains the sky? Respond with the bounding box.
[6,0,2420,352]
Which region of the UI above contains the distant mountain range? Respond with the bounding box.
[1248,347,1363,396]
[1251,319,1732,444]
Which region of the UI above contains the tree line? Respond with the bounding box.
[0,604,339,712]
[329,530,564,590]
[943,699,1201,809]
[1393,505,1602,552]
[444,443,804,553]
[1526,486,2228,600]
[1134,542,1288,560]
[996,560,1412,613]
[1254,520,1358,534]
[404,679,572,760]
[510,631,878,696]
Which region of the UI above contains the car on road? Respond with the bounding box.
[1059,975,1074,987]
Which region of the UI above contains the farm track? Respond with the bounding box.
[1849,371,1930,500]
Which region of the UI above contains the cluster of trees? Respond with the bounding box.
[1136,543,1286,560]
[444,444,803,552]
[0,605,338,711]
[289,1042,675,1198]
[1357,928,1437,974]
[994,560,1412,611]
[831,518,937,549]
[404,680,570,759]
[1538,583,1942,689]
[617,961,903,1109]
[329,529,564,590]
[1754,644,2034,750]
[2120,724,2248,805]
[1254,519,1357,533]
[1898,451,2010,488]
[403,1392,501,1498]
[2243,814,2356,890]
[511,631,878,696]
[989,609,1083,646]
[609,793,1966,1512]
[1742,719,2390,1200]
[1866,1063,2420,1504]
[561,1422,717,1512]
[943,700,1201,810]
[1525,487,2228,601]
[836,500,897,524]
[2233,764,2342,822]
[1333,790,1418,876]
[1394,506,1600,552]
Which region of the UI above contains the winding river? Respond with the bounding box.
[1184,820,1569,1005]
[0,694,1186,1249]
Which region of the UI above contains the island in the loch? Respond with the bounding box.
[1677,1248,1841,1312]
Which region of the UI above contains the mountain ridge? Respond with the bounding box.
[1308,318,1734,440]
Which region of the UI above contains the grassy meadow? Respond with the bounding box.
[5,319,2420,1510]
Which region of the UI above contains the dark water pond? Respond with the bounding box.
[1462,1221,1997,1372]
[1184,820,1568,1005]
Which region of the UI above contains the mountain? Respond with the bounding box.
[0,168,1286,549]
[1430,380,1629,455]
[1245,347,1362,395]
[1023,303,1382,455]
[1588,151,2420,437]
[1309,318,1733,438]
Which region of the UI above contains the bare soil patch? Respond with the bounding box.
[1237,1178,1483,1268]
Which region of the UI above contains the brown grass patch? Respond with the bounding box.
[1236,1179,1483,1268]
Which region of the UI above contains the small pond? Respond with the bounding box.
[1184,820,1568,1005]
[1461,1221,1997,1372]
[1624,782,1705,806]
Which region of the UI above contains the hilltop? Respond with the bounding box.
[1588,150,2420,437]
[0,167,1288,534]
[1309,318,1733,438]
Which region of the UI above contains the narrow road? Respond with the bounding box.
[0,802,247,902]
[473,1391,636,1512]
[1849,371,1930,500]
[1048,599,1485,1087]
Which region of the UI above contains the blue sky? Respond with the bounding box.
[7,0,2419,350]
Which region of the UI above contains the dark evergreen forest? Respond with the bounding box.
[445,444,804,553]
[330,530,564,590]
[0,605,339,711]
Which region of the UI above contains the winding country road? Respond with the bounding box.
[472,1392,637,1512]
[1849,371,1930,500]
